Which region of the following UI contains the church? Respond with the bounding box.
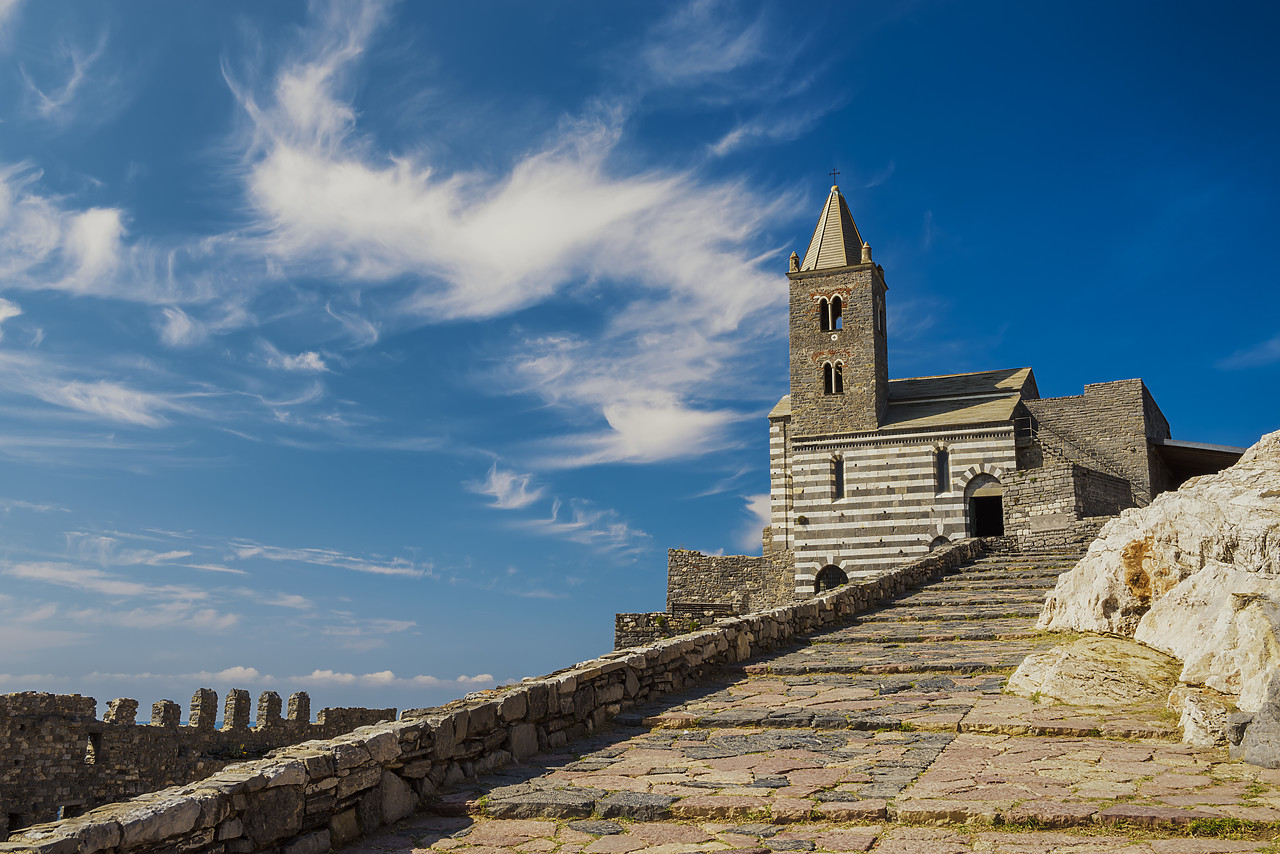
[656,183,1242,619]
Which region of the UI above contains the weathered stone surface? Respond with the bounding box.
[1006,636,1179,706]
[118,798,201,848]
[242,786,303,846]
[485,789,596,819]
[380,771,417,823]
[1038,430,1280,638]
[281,829,329,854]
[508,723,538,761]
[567,820,624,835]
[328,809,360,846]
[596,792,676,821]
[1168,686,1231,747]
[1137,562,1280,712]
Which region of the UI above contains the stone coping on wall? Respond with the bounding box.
[0,539,985,854]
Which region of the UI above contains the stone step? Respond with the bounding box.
[749,637,1054,675]
[804,622,1039,644]
[855,605,1044,623]
[888,592,1047,607]
[931,579,1058,591]
[936,572,1061,585]
[963,560,1077,572]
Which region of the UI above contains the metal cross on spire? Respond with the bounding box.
[828,168,840,182]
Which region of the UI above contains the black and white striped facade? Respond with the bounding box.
[770,409,1017,593]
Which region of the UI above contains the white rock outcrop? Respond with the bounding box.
[1006,636,1179,706]
[1036,429,1280,712]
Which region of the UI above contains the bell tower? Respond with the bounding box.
[786,184,888,436]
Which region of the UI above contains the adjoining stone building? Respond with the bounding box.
[617,184,1243,644]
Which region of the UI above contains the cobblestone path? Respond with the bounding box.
[344,550,1280,853]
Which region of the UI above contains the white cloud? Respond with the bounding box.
[33,379,177,426]
[66,602,239,632]
[1219,332,1280,370]
[734,492,770,552]
[518,498,649,555]
[230,539,428,578]
[0,496,66,513]
[641,0,767,85]
[262,341,328,372]
[4,561,199,598]
[262,592,313,610]
[290,669,495,688]
[221,6,793,467]
[19,33,108,123]
[709,106,833,158]
[158,306,206,347]
[467,462,544,509]
[0,296,20,339]
[0,0,22,42]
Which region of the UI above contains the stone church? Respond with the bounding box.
[641,184,1243,627]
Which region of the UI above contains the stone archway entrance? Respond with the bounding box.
[965,474,1005,537]
[814,564,848,592]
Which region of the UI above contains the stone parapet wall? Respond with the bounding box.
[2,540,985,854]
[665,550,794,614]
[0,689,393,840]
[1024,379,1166,501]
[1005,446,1134,553]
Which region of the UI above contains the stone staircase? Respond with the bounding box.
[341,546,1280,853]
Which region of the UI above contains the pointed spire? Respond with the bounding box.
[799,185,865,271]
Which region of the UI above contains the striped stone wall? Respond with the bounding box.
[777,425,1018,594]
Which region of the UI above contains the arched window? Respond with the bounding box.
[832,456,844,499]
[815,565,848,592]
[818,297,830,331]
[935,448,950,493]
[830,295,843,330]
[822,362,833,394]
[832,361,844,394]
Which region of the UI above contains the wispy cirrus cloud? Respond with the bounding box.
[639,0,767,86]
[261,341,329,372]
[734,493,770,553]
[4,561,203,599]
[517,497,650,556]
[1218,331,1280,370]
[229,540,429,579]
[221,0,793,468]
[467,462,544,509]
[289,669,494,688]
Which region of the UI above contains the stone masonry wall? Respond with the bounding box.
[665,550,795,614]
[1024,379,1167,503]
[614,610,736,650]
[785,264,888,437]
[2,540,986,854]
[0,689,393,840]
[1004,456,1127,552]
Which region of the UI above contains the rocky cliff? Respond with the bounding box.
[1036,429,1280,712]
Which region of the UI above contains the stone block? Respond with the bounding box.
[485,789,596,819]
[381,771,416,823]
[336,764,381,799]
[508,723,538,761]
[362,729,401,763]
[328,809,360,847]
[243,786,303,846]
[596,792,675,821]
[357,787,382,833]
[119,798,202,847]
[499,691,527,722]
[282,829,330,854]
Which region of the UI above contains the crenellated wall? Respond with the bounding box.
[0,688,393,839]
[1,540,985,854]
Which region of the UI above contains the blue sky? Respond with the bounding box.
[0,0,1276,716]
